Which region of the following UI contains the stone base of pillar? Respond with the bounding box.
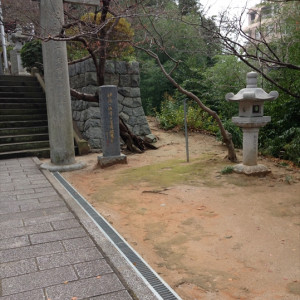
[98,154,127,168]
[40,161,86,172]
[233,163,271,176]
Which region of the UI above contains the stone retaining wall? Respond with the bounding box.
[69,59,151,149]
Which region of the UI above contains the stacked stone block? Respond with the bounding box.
[69,59,151,149]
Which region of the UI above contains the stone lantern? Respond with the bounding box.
[225,72,278,175]
[10,25,29,75]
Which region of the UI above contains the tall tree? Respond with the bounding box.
[178,0,198,15]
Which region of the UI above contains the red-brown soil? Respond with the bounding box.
[53,118,300,300]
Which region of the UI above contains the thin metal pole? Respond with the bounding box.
[184,99,189,163]
[0,0,8,71]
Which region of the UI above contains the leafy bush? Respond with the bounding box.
[156,96,182,130]
[156,96,219,134]
[0,46,13,60]
[140,59,173,114]
[20,40,43,74]
[216,119,243,148]
[262,127,300,166]
[67,43,89,62]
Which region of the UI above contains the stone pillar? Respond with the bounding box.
[40,0,85,171]
[10,49,27,75]
[242,128,259,166]
[0,55,3,75]
[98,86,127,167]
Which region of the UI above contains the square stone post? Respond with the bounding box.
[98,86,127,167]
[242,128,259,166]
[40,0,85,171]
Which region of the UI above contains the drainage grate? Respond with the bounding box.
[53,172,181,300]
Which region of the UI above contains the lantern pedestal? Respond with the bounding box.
[231,118,271,175]
[233,163,270,176]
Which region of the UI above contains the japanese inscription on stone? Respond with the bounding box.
[99,86,121,157]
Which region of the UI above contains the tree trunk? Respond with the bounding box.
[136,47,238,162]
[98,0,110,85]
[119,117,157,152]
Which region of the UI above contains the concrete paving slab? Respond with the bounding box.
[0,258,38,279]
[74,259,113,278]
[0,223,53,239]
[0,236,30,250]
[45,274,125,300]
[0,206,70,222]
[1,265,77,295]
[62,236,96,251]
[30,227,87,244]
[37,247,103,270]
[91,290,133,300]
[23,211,75,226]
[0,241,65,263]
[19,200,65,212]
[0,157,160,300]
[0,289,45,300]
[0,219,24,229]
[51,218,81,230]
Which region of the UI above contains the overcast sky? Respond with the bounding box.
[201,0,261,18]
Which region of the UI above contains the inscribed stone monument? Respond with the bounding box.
[98,86,127,167]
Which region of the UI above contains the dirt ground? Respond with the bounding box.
[58,118,300,300]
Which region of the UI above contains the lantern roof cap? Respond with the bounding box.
[225,72,278,102]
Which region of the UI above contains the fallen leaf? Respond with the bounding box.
[64,281,69,284]
[197,206,206,210]
[96,275,101,279]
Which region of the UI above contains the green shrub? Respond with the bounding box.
[221,166,234,174]
[216,119,243,148]
[0,46,13,60]
[156,97,182,130]
[262,127,300,166]
[156,96,219,134]
[67,43,89,62]
[20,40,43,74]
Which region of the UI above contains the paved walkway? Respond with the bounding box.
[0,157,138,300]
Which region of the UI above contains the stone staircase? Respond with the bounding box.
[0,75,50,159]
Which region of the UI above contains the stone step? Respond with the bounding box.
[0,75,37,82]
[0,148,50,159]
[0,97,46,103]
[0,114,48,121]
[0,133,49,144]
[0,126,48,136]
[0,103,46,109]
[0,140,50,152]
[0,75,51,160]
[0,80,40,87]
[0,92,45,98]
[0,108,47,115]
[0,120,48,129]
[0,86,43,93]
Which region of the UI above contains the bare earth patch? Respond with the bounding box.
[58,118,300,300]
